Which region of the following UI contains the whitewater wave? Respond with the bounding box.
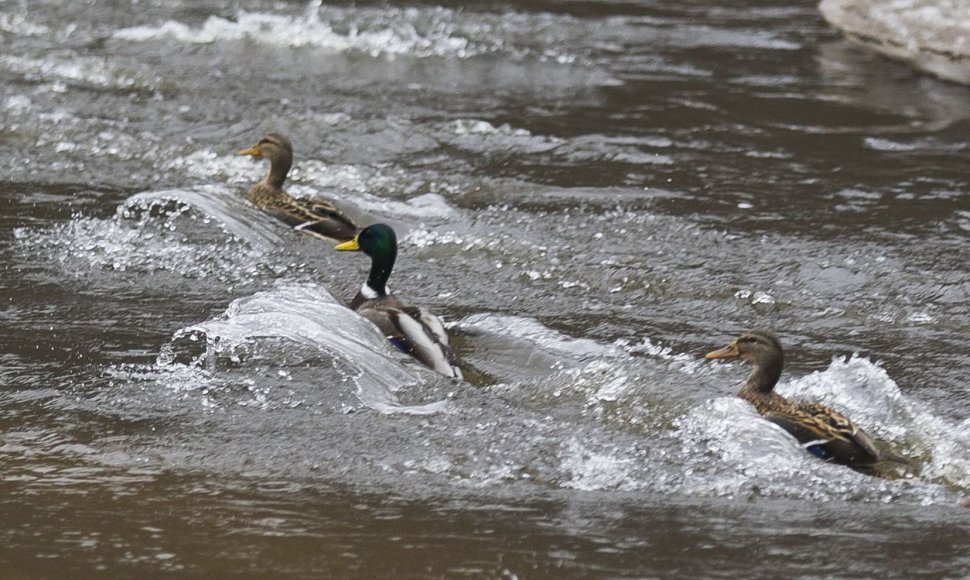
[113,3,582,63]
[164,282,452,415]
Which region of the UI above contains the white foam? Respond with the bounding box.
[566,360,634,406]
[163,149,259,186]
[343,191,458,221]
[122,186,287,250]
[457,313,624,361]
[3,95,32,112]
[114,7,481,60]
[403,228,494,250]
[0,55,160,92]
[614,336,704,369]
[441,119,675,165]
[173,282,451,414]
[450,119,534,137]
[109,3,608,64]
[783,355,970,489]
[679,397,819,470]
[15,188,273,282]
[864,136,967,153]
[864,137,920,152]
[671,396,951,503]
[165,149,396,194]
[440,119,562,155]
[651,25,801,50]
[182,285,448,414]
[821,0,970,84]
[560,439,634,491]
[0,13,50,36]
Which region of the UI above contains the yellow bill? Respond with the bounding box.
[334,237,360,251]
[238,147,261,157]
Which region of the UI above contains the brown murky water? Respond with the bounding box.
[1,0,968,577]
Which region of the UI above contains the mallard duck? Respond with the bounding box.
[335,223,463,379]
[238,133,358,242]
[705,330,891,467]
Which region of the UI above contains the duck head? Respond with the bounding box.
[239,133,293,189]
[335,223,397,297]
[705,329,784,396]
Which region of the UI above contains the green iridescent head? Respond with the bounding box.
[335,223,398,295]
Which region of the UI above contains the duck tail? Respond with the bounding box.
[879,449,910,466]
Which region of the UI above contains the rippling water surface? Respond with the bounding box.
[1,0,968,577]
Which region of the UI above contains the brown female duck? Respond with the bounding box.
[705,330,894,467]
[238,133,357,242]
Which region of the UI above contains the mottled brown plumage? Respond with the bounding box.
[705,330,887,467]
[238,133,358,242]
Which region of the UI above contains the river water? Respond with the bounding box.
[1,0,968,577]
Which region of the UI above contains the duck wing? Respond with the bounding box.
[764,401,880,466]
[261,195,358,242]
[385,306,463,380]
[290,197,359,242]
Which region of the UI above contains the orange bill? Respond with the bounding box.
[704,342,739,359]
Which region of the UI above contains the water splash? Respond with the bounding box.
[821,0,970,84]
[560,438,635,491]
[113,5,505,60]
[0,54,161,92]
[672,396,951,503]
[14,186,281,282]
[784,355,970,490]
[438,118,674,165]
[168,282,451,415]
[122,187,286,250]
[458,313,624,362]
[0,12,51,36]
[670,355,968,502]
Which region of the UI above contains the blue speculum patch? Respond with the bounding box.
[806,444,835,461]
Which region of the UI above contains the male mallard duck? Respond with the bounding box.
[705,330,889,467]
[335,223,463,379]
[238,133,357,242]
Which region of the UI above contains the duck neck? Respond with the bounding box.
[365,248,396,298]
[265,154,291,190]
[737,357,783,404]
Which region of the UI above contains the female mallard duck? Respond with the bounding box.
[705,330,890,467]
[238,133,358,242]
[335,223,463,379]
